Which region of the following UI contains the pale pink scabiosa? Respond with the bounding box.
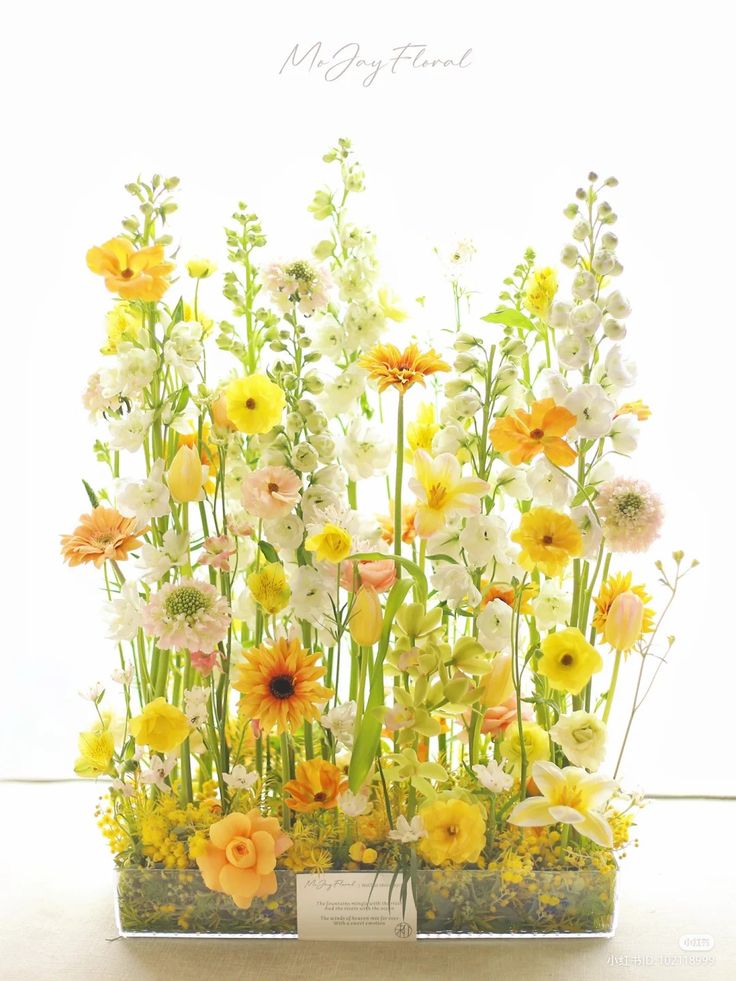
[197,535,236,571]
[263,259,331,315]
[241,465,301,519]
[596,476,663,553]
[142,578,231,651]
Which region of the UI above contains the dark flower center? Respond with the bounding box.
[560,653,574,666]
[530,428,545,439]
[245,398,257,409]
[542,534,554,545]
[267,482,279,493]
[314,792,327,802]
[269,674,295,699]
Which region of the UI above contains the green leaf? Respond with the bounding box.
[82,479,99,508]
[482,307,535,332]
[348,578,413,792]
[257,540,279,564]
[170,297,184,325]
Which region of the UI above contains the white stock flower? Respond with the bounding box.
[565,384,616,439]
[526,458,572,509]
[108,408,154,452]
[320,701,357,749]
[117,459,170,523]
[264,514,305,551]
[460,514,512,569]
[338,790,373,818]
[340,416,392,480]
[431,565,481,610]
[477,598,513,652]
[473,760,514,793]
[530,580,572,629]
[136,529,189,583]
[388,814,427,843]
[105,581,143,642]
[557,332,591,369]
[550,712,608,770]
[548,301,571,328]
[336,258,377,304]
[569,300,602,336]
[343,299,385,350]
[609,413,639,453]
[163,322,203,383]
[100,344,158,400]
[571,505,603,559]
[223,765,259,791]
[320,364,367,416]
[572,270,596,300]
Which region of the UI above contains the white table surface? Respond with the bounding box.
[1,783,733,981]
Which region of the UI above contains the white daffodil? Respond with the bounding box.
[508,760,617,846]
[473,760,514,794]
[388,814,427,844]
[550,712,608,771]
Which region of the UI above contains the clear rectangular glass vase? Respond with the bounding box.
[115,864,618,939]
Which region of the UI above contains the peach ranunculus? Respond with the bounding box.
[196,809,292,909]
[86,237,175,302]
[481,695,533,737]
[241,466,302,519]
[340,557,397,593]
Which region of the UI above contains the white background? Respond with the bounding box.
[3,0,734,794]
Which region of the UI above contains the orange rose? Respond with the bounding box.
[196,809,291,909]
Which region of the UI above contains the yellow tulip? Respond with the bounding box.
[167,445,205,502]
[349,586,383,646]
[604,591,644,653]
[480,652,513,707]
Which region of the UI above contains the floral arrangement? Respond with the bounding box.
[65,140,694,935]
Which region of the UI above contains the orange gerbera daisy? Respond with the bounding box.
[592,572,655,638]
[283,759,347,813]
[490,398,577,467]
[359,343,450,394]
[86,237,175,302]
[233,637,332,734]
[61,507,146,568]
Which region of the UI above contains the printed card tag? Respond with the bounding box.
[296,873,417,941]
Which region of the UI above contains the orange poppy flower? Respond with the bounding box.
[283,759,347,813]
[480,582,536,614]
[359,343,450,394]
[490,398,577,467]
[61,506,146,568]
[233,637,332,734]
[86,237,175,302]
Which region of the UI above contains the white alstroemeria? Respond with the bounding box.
[108,408,155,453]
[493,465,531,501]
[425,526,463,564]
[565,384,616,439]
[432,421,468,455]
[548,301,571,328]
[264,514,305,551]
[477,598,513,653]
[431,565,481,610]
[460,514,512,569]
[111,662,134,686]
[343,299,385,350]
[100,344,158,400]
[530,580,573,630]
[604,345,637,389]
[388,814,427,844]
[223,765,260,791]
[117,459,170,524]
[558,332,592,369]
[340,416,392,481]
[550,712,608,771]
[310,313,346,358]
[571,505,603,559]
[184,686,209,728]
[79,682,104,701]
[163,321,203,383]
[338,789,373,818]
[609,412,639,453]
[538,369,571,402]
[320,701,357,749]
[140,754,176,794]
[604,290,632,320]
[569,299,602,335]
[136,529,190,583]
[320,363,367,416]
[473,760,514,793]
[526,458,572,509]
[105,581,143,642]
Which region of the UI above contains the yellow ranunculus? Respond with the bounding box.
[74,725,115,777]
[130,697,190,754]
[500,721,551,776]
[418,798,486,866]
[186,257,217,279]
[225,375,286,435]
[537,627,603,696]
[348,586,383,646]
[247,562,291,615]
[167,444,206,503]
[304,523,352,563]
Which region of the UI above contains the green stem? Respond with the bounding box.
[602,650,622,724]
[393,393,405,562]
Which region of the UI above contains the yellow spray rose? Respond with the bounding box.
[304,524,352,563]
[225,375,286,434]
[537,627,603,696]
[247,562,291,615]
[130,697,190,754]
[500,721,551,776]
[418,798,486,866]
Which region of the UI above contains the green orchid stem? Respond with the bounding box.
[394,393,405,564]
[603,650,622,724]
